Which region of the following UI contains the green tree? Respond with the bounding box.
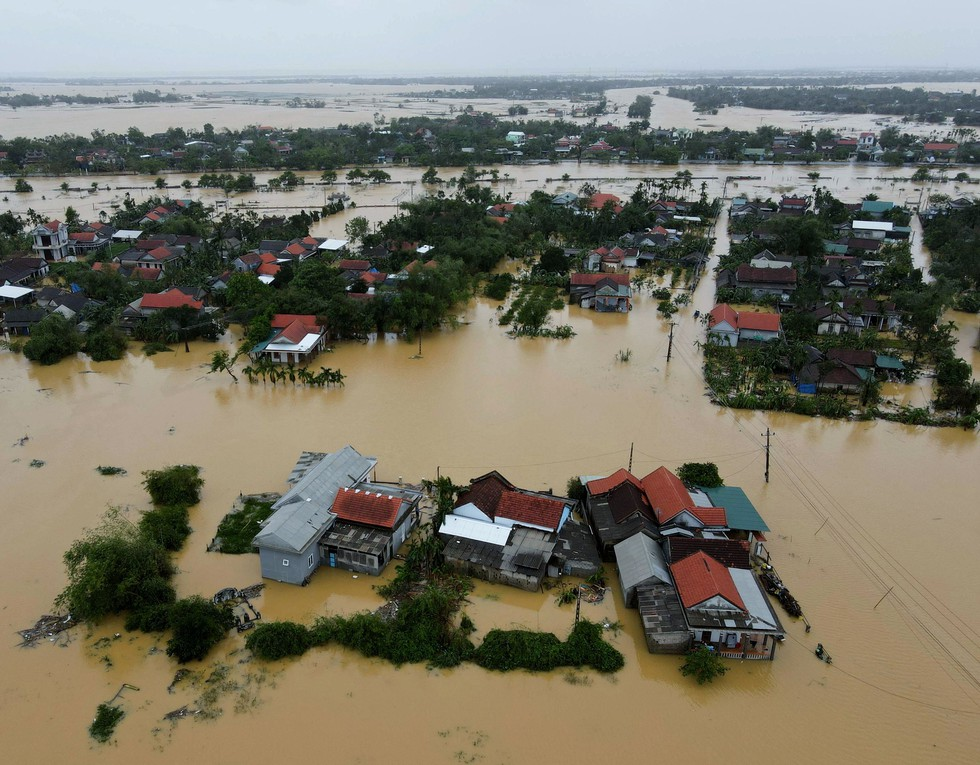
[23,313,82,365]
[14,178,33,193]
[166,596,235,663]
[55,509,177,622]
[154,177,167,189]
[345,215,370,246]
[142,465,204,506]
[677,462,723,487]
[627,95,653,119]
[84,327,128,362]
[680,645,729,684]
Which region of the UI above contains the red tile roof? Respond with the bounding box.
[140,290,202,310]
[338,259,370,271]
[737,312,781,333]
[277,318,314,344]
[284,243,307,256]
[131,267,163,281]
[641,467,694,523]
[271,314,317,328]
[736,264,797,285]
[256,263,280,276]
[588,193,622,212]
[670,551,746,610]
[332,487,402,528]
[495,491,565,531]
[69,232,96,242]
[42,220,63,232]
[148,246,177,261]
[586,468,642,496]
[455,472,515,516]
[708,304,739,330]
[923,142,957,152]
[361,271,387,283]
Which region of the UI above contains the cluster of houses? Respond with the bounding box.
[251,445,784,661]
[735,130,961,164]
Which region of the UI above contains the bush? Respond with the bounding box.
[483,272,513,300]
[84,327,128,362]
[142,465,204,506]
[474,629,564,672]
[677,462,723,488]
[566,476,586,503]
[22,313,82,365]
[138,505,191,551]
[166,596,234,663]
[245,621,312,660]
[563,620,625,673]
[89,703,124,743]
[680,645,728,684]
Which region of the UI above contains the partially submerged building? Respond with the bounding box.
[439,471,597,591]
[252,446,422,584]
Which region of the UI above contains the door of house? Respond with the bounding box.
[328,551,336,568]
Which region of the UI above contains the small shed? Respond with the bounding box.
[613,532,671,607]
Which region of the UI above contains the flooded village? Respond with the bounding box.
[1,75,979,764]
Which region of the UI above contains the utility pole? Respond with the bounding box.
[666,322,676,362]
[628,442,634,473]
[762,427,772,483]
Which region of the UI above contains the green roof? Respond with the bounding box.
[823,240,849,254]
[702,485,769,533]
[861,200,895,214]
[876,354,906,371]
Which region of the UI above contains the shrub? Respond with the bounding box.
[89,703,124,743]
[563,620,624,673]
[84,327,128,361]
[138,505,191,551]
[677,462,723,488]
[124,602,172,633]
[142,465,204,506]
[474,629,564,672]
[245,621,312,660]
[166,596,235,663]
[680,645,729,684]
[566,476,586,502]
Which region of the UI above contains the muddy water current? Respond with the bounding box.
[1,81,980,762]
[1,261,979,763]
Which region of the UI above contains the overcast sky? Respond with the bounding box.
[2,0,979,78]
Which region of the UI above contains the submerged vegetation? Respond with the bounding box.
[88,703,125,743]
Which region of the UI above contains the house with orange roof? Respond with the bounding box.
[569,272,631,312]
[670,550,784,660]
[707,303,782,347]
[250,313,328,364]
[438,471,599,590]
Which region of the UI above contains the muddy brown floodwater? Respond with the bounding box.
[1,260,978,764]
[2,79,980,762]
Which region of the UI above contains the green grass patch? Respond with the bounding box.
[214,498,274,554]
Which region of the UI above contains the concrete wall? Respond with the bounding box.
[259,542,319,585]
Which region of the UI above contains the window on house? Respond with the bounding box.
[308,554,315,568]
[282,559,289,567]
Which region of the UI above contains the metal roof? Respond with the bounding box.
[876,354,906,371]
[318,238,349,251]
[0,285,33,299]
[702,486,770,533]
[254,446,376,553]
[729,568,784,632]
[439,514,511,546]
[614,532,671,593]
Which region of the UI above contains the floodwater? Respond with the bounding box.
[1,85,980,765]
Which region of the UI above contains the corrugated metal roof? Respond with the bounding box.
[254,446,376,553]
[729,568,783,632]
[614,532,671,593]
[439,514,511,546]
[703,486,770,533]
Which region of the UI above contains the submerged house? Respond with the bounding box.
[252,446,422,584]
[250,314,328,364]
[569,273,632,312]
[438,471,593,591]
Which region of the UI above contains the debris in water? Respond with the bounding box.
[13,435,28,446]
[164,705,200,721]
[29,459,45,468]
[168,668,192,694]
[18,613,79,647]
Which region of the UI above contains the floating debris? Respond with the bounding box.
[29,459,45,468]
[96,465,127,476]
[163,705,200,721]
[18,613,79,647]
[761,569,804,618]
[13,435,28,447]
[167,669,192,694]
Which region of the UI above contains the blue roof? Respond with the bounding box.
[703,485,769,533]
[861,200,895,214]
